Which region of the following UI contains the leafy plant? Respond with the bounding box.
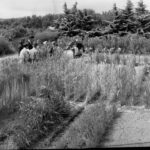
[0,37,15,56]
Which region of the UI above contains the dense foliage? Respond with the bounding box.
[34,30,60,43]
[54,2,100,31]
[0,37,14,56]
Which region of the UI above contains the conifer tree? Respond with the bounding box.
[71,2,78,14]
[55,2,98,33]
[125,0,134,16]
[63,2,69,15]
[136,0,147,15]
[113,3,118,17]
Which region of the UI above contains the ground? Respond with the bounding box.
[101,105,150,147]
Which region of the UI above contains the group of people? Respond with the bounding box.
[66,38,85,58]
[18,34,87,61]
[18,36,35,54]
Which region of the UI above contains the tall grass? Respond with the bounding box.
[0,59,30,112]
[0,54,72,149]
[50,102,117,149]
[84,34,150,54]
[65,55,150,107]
[0,49,149,110]
[0,41,150,148]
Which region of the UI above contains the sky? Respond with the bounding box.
[0,0,150,18]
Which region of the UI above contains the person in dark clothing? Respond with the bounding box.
[49,41,57,56]
[66,37,85,58]
[25,39,33,50]
[76,42,85,52]
[74,39,85,54]
[18,36,34,55]
[73,46,82,58]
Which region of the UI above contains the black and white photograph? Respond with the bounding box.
[0,0,150,149]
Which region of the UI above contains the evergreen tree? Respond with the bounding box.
[71,2,78,14]
[63,2,69,15]
[113,3,118,17]
[125,0,134,16]
[55,2,98,34]
[136,0,147,15]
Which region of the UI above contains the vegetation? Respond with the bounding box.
[34,30,59,43]
[1,0,150,149]
[0,44,150,148]
[136,0,148,15]
[0,37,15,56]
[54,2,99,32]
[51,102,117,149]
[0,89,71,149]
[9,26,27,39]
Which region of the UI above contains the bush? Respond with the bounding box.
[10,26,27,39]
[0,37,15,56]
[35,30,59,43]
[0,94,71,149]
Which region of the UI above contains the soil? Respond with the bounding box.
[101,106,150,147]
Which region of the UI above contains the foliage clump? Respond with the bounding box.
[0,37,15,56]
[35,30,59,43]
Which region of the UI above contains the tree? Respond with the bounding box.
[113,3,118,17]
[106,0,139,34]
[100,11,114,22]
[125,0,134,16]
[55,2,98,33]
[71,2,78,14]
[63,2,69,15]
[136,0,147,15]
[30,15,42,28]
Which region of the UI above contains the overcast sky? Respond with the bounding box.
[0,0,150,18]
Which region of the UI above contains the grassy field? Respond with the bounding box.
[0,40,150,149]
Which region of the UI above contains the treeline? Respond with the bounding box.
[0,14,61,29]
[53,0,150,37]
[0,0,149,29]
[0,14,62,40]
[0,0,149,38]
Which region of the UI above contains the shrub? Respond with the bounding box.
[35,30,59,43]
[0,94,71,149]
[10,26,27,39]
[0,37,15,56]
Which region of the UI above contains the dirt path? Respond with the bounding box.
[101,106,150,147]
